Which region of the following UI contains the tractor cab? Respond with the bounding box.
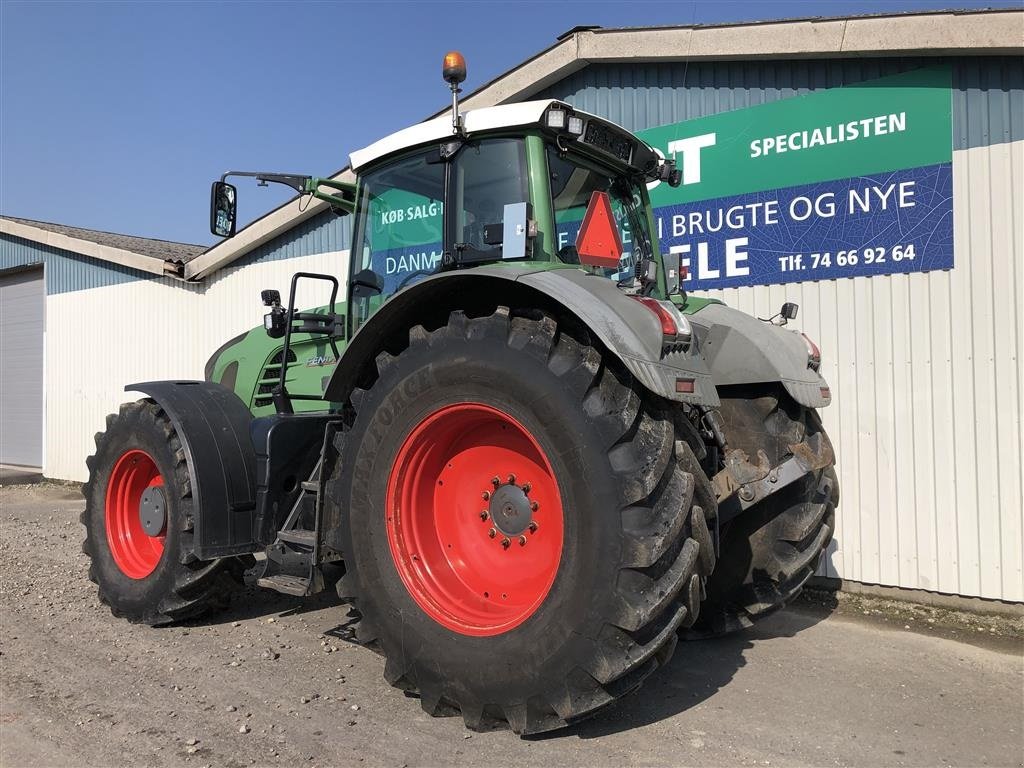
[344,97,682,328]
[208,54,687,417]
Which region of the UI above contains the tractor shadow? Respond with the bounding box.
[187,569,348,625]
[533,593,838,740]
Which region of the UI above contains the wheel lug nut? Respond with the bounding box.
[488,528,497,538]
[507,473,516,484]
[491,476,501,487]
[518,535,527,546]
[522,482,531,494]
[530,501,539,512]
[480,510,489,521]
[482,491,490,501]
[528,521,538,533]
[501,537,511,549]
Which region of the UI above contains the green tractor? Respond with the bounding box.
[83,53,837,733]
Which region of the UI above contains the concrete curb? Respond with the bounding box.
[809,576,1024,619]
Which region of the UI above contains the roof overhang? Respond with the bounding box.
[450,8,1024,113]
[185,8,1023,282]
[1,218,173,278]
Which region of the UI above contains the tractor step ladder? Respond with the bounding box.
[256,423,343,596]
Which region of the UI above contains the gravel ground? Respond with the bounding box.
[1,482,1022,768]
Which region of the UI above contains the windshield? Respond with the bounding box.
[547,147,653,282]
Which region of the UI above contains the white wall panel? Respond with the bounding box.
[44,250,348,485]
[704,141,1023,602]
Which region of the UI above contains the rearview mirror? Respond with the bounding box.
[351,268,384,298]
[210,181,237,238]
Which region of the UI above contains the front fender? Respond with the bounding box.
[126,380,258,559]
[688,302,832,408]
[323,266,719,407]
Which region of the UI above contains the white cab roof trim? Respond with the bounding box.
[349,100,558,171]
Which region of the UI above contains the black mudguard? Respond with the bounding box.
[126,381,258,559]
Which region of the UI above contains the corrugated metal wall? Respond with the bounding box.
[42,248,349,484]
[541,56,1024,602]
[1,207,350,484]
[536,57,1023,149]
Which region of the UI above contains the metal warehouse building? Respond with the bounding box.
[1,9,1021,604]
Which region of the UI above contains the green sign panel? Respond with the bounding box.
[636,66,954,287]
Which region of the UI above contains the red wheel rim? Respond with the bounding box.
[105,449,166,579]
[386,403,565,636]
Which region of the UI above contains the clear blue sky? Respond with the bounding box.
[1,0,1014,246]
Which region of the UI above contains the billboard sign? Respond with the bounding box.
[638,66,954,290]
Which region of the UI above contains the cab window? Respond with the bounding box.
[547,148,650,281]
[452,139,528,261]
[355,150,445,300]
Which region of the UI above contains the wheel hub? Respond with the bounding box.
[488,481,533,536]
[138,485,167,537]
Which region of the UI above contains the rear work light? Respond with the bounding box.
[545,108,567,130]
[631,296,692,348]
[801,332,821,371]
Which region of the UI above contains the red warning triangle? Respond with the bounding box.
[575,191,623,269]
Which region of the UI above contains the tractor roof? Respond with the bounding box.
[349,99,625,171]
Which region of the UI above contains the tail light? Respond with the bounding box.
[631,296,692,347]
[801,333,821,371]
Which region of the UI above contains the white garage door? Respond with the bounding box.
[1,267,45,468]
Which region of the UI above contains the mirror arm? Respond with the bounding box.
[220,170,312,195]
[219,171,356,214]
[305,177,356,215]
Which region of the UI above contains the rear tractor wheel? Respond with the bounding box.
[82,400,244,625]
[327,307,715,734]
[690,387,837,637]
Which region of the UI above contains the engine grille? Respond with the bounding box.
[254,348,297,408]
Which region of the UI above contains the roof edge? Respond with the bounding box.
[453,8,1023,111]
[1,218,174,278]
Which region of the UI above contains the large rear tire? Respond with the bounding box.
[82,399,245,625]
[690,386,837,637]
[326,308,714,734]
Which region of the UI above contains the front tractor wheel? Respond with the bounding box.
[327,308,714,734]
[82,400,244,625]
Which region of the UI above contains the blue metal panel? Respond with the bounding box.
[235,208,351,269]
[0,234,161,294]
[537,56,1023,150]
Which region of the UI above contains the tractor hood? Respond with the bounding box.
[688,302,831,408]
